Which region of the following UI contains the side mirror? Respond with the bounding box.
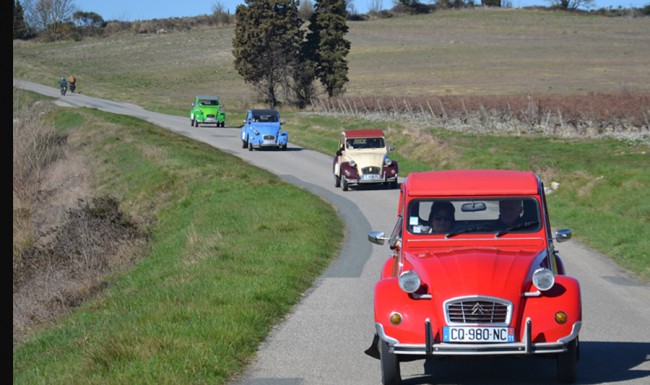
[368,231,387,245]
[388,145,395,151]
[555,229,572,242]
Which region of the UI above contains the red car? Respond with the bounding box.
[332,129,399,191]
[367,169,581,384]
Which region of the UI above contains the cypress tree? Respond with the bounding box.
[233,0,304,108]
[305,0,350,97]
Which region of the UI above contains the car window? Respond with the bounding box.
[347,138,384,149]
[406,198,541,235]
[200,100,218,106]
[252,114,278,122]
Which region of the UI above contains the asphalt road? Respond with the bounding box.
[14,79,650,385]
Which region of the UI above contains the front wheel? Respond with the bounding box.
[191,118,195,127]
[380,340,401,385]
[341,178,349,192]
[248,141,253,151]
[557,338,578,383]
[334,175,341,188]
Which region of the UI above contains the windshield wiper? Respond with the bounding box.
[495,221,539,238]
[445,226,493,239]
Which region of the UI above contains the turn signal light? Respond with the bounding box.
[390,312,402,325]
[555,311,568,324]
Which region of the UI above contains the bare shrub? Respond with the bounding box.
[312,92,650,142]
[13,91,66,205]
[13,91,149,346]
[13,90,66,261]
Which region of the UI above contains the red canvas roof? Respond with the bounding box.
[342,129,385,138]
[406,170,540,197]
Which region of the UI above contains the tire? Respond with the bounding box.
[380,340,401,385]
[281,144,287,151]
[242,139,248,149]
[557,338,578,383]
[248,141,253,151]
[342,179,349,191]
[334,175,341,188]
[191,118,195,127]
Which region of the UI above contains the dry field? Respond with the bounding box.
[12,8,650,119]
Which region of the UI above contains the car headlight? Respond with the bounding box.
[349,160,356,168]
[399,270,421,293]
[384,158,393,166]
[532,268,555,291]
[253,130,260,135]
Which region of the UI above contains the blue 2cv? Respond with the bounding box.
[240,109,288,151]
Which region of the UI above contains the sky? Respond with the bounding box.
[73,0,647,21]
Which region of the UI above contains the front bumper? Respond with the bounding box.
[343,174,398,185]
[376,318,581,356]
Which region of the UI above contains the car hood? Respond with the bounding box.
[344,149,387,169]
[404,247,547,297]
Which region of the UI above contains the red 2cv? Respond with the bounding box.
[367,170,581,384]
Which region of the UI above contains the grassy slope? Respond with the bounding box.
[13,101,344,385]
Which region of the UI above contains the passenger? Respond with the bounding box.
[497,199,523,228]
[428,201,455,234]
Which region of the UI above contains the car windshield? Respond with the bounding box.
[346,137,385,149]
[253,114,278,122]
[406,198,541,236]
[200,99,218,106]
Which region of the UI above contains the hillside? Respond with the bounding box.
[13,9,650,117]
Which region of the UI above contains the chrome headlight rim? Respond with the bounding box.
[532,268,555,291]
[399,270,421,293]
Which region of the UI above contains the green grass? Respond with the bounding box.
[13,105,343,385]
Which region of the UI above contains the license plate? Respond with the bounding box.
[443,326,515,342]
[361,174,382,181]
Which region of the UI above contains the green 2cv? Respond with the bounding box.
[190,95,226,127]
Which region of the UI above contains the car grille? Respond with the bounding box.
[445,297,512,325]
[263,135,275,140]
[206,114,216,118]
[361,166,381,175]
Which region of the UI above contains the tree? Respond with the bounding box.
[482,0,501,6]
[72,11,104,28]
[304,0,350,98]
[233,0,305,108]
[368,0,384,14]
[394,0,425,13]
[23,0,77,40]
[547,0,595,9]
[14,0,29,39]
[212,1,231,25]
